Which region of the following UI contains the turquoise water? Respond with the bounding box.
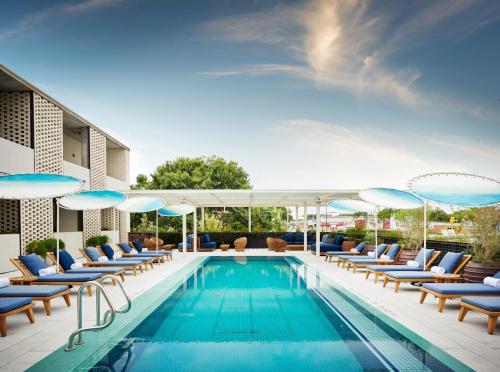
[85,257,466,371]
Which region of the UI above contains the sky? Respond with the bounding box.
[1,0,499,190]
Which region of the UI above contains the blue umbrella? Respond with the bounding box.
[159,204,195,253]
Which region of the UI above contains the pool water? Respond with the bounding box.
[85,257,466,371]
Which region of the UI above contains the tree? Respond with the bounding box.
[377,208,394,219]
[395,207,425,251]
[428,208,450,222]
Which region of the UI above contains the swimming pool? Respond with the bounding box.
[30,256,470,371]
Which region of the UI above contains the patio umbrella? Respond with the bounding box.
[117,197,165,253]
[0,173,84,272]
[158,204,195,254]
[58,190,127,269]
[327,200,376,257]
[359,188,423,247]
[409,173,500,268]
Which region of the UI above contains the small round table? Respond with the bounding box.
[432,273,463,283]
[220,244,230,251]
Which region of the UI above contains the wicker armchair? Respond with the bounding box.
[266,237,286,252]
[234,237,247,252]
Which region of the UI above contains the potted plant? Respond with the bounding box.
[85,235,109,248]
[26,238,65,264]
[396,208,424,263]
[363,231,376,253]
[463,207,500,282]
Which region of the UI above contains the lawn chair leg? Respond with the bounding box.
[149,262,154,270]
[63,293,71,307]
[374,273,380,284]
[365,271,370,280]
[382,277,389,288]
[25,306,35,323]
[438,297,447,312]
[0,317,6,337]
[132,267,137,276]
[43,300,51,316]
[87,286,92,297]
[119,273,125,281]
[139,265,144,273]
[458,306,468,321]
[394,281,400,293]
[419,291,428,304]
[353,266,357,274]
[488,316,497,335]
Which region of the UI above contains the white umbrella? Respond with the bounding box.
[117,197,165,253]
[158,204,195,254]
[0,173,84,272]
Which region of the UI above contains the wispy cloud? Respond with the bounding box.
[201,0,499,109]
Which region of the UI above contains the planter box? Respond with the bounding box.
[463,262,500,283]
[342,241,357,251]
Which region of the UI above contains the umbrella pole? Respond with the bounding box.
[374,210,378,256]
[423,201,427,269]
[156,210,159,253]
[182,214,187,254]
[56,200,60,273]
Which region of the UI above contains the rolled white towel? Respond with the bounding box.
[350,248,358,253]
[39,266,57,277]
[406,260,419,268]
[142,248,148,252]
[0,277,10,289]
[70,262,83,270]
[367,251,375,257]
[115,251,122,258]
[430,266,445,274]
[98,256,109,263]
[380,254,390,260]
[484,276,500,288]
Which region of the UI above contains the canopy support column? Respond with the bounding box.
[423,201,427,268]
[303,203,307,252]
[155,209,159,253]
[295,206,298,229]
[201,207,205,231]
[193,207,198,253]
[374,209,378,248]
[315,202,321,256]
[248,207,252,232]
[182,214,187,254]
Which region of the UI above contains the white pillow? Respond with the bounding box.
[484,276,500,288]
[367,251,374,257]
[0,277,10,289]
[98,256,109,263]
[350,248,358,253]
[430,266,445,274]
[39,266,57,277]
[380,254,390,260]
[142,248,148,252]
[115,251,122,258]
[70,262,83,270]
[406,260,419,268]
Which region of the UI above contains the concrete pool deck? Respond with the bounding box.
[0,249,498,371]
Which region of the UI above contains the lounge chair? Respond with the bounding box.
[383,252,470,292]
[338,244,388,268]
[114,243,170,263]
[346,244,402,273]
[365,248,439,284]
[458,296,500,335]
[0,297,34,337]
[419,271,500,312]
[0,281,70,316]
[325,241,367,262]
[47,251,125,282]
[11,254,102,296]
[80,248,150,275]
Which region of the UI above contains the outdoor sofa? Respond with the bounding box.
[310,234,345,255]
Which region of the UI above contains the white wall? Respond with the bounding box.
[63,134,83,166]
[106,176,129,191]
[64,161,90,189]
[0,137,34,174]
[100,230,119,247]
[54,231,83,259]
[106,148,129,183]
[59,208,79,232]
[0,234,20,273]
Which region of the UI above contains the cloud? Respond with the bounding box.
[65,0,125,13]
[201,0,499,109]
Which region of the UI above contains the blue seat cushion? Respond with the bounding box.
[118,243,132,254]
[55,250,75,271]
[200,242,216,249]
[321,235,330,243]
[0,297,32,313]
[35,273,101,282]
[437,252,464,273]
[295,234,304,243]
[461,296,500,312]
[385,244,401,260]
[187,235,194,245]
[325,251,351,256]
[103,260,144,266]
[66,267,123,274]
[282,233,295,243]
[367,265,423,272]
[311,243,342,252]
[374,244,388,257]
[100,244,116,259]
[385,271,434,279]
[347,258,382,264]
[494,271,500,279]
[19,253,47,276]
[0,285,69,297]
[415,249,435,268]
[135,252,167,257]
[355,242,367,253]
[200,234,211,244]
[84,247,101,262]
[333,235,344,246]
[132,240,143,252]
[422,283,500,295]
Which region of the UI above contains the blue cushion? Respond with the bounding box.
[321,235,330,243]
[134,252,166,257]
[200,241,216,249]
[385,271,434,279]
[307,234,314,244]
[187,234,194,245]
[100,244,115,260]
[367,265,423,272]
[0,285,69,297]
[0,297,32,313]
[84,247,102,262]
[461,296,500,312]
[414,248,435,268]
[493,271,500,279]
[119,243,132,253]
[355,242,367,253]
[35,273,101,282]
[347,258,379,264]
[333,235,344,246]
[19,254,47,276]
[283,233,295,243]
[325,251,350,256]
[66,267,123,274]
[295,234,304,243]
[437,252,464,274]
[385,244,401,260]
[422,283,500,295]
[311,243,342,252]
[374,244,388,257]
[132,240,143,252]
[54,250,75,271]
[200,234,211,244]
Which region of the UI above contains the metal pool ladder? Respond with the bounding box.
[65,274,132,352]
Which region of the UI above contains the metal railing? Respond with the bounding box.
[65,274,131,352]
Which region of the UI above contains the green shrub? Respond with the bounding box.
[25,238,65,258]
[85,235,110,247]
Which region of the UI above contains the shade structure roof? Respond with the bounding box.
[359,188,423,209]
[0,174,84,199]
[117,197,165,212]
[125,189,360,208]
[158,204,196,216]
[409,173,500,207]
[59,190,127,210]
[328,199,375,213]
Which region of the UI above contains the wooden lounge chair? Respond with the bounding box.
[115,242,170,263]
[346,244,402,273]
[47,252,125,282]
[338,244,388,269]
[10,257,100,297]
[79,248,147,276]
[383,253,471,293]
[458,296,500,335]
[325,242,368,262]
[0,297,34,337]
